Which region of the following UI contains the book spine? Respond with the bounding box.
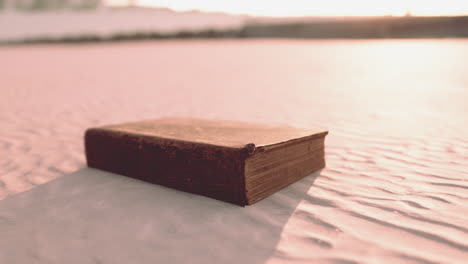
[84,128,248,206]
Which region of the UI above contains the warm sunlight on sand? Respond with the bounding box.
[125,0,468,17]
[1,40,468,263]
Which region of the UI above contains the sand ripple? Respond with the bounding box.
[1,40,467,263]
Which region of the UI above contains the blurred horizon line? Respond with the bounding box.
[2,0,468,43]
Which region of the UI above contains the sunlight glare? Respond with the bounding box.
[129,0,468,17]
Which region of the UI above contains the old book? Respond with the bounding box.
[85,118,328,206]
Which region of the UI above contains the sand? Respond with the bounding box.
[0,40,467,263]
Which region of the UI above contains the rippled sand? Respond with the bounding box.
[0,40,467,263]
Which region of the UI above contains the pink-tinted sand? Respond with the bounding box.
[0,40,467,263]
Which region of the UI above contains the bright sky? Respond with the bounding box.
[109,0,468,17]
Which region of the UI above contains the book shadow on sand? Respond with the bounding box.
[0,168,322,264]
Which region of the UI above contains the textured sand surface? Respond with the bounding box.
[0,40,467,264]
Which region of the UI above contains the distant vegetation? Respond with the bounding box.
[1,29,242,45]
[2,15,468,45]
[243,16,468,38]
[0,0,99,11]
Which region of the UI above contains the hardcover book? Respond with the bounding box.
[85,118,328,206]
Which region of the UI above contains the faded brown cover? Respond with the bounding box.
[85,118,327,206]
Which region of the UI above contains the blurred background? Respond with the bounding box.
[1,0,468,43]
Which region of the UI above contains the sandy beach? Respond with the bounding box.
[0,40,467,263]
